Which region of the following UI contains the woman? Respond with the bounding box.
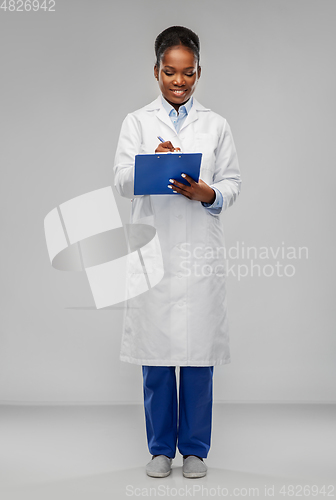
[114,26,241,478]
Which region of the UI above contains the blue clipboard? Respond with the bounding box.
[134,152,202,195]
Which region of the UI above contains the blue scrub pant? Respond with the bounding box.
[142,366,214,459]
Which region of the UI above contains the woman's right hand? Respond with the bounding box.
[155,141,181,153]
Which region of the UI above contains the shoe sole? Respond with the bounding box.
[183,471,207,478]
[146,470,172,478]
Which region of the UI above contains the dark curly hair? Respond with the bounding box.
[154,26,200,68]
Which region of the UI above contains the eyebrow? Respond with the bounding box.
[163,65,195,70]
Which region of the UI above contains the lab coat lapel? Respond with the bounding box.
[156,106,177,135]
[179,98,211,133]
[178,104,198,134]
[145,95,177,135]
[145,95,211,136]
[155,97,199,135]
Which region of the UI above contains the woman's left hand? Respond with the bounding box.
[168,173,216,204]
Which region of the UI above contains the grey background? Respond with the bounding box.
[0,0,335,404]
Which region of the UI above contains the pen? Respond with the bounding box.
[157,135,182,153]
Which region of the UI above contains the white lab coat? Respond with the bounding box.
[114,94,241,366]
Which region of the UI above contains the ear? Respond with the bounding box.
[197,65,202,79]
[154,64,159,80]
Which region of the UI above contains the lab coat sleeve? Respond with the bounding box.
[113,113,144,199]
[208,120,242,216]
[201,186,223,214]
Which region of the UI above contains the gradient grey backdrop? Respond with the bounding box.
[1,0,335,404]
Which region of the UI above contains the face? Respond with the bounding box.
[154,45,201,111]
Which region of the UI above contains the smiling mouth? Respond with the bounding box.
[170,89,187,96]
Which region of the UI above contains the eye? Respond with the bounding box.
[185,73,194,77]
[163,71,173,76]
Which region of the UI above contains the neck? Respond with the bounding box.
[163,96,190,113]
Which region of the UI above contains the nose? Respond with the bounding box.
[172,74,185,86]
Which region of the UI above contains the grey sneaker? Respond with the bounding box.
[146,455,173,478]
[182,455,207,478]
